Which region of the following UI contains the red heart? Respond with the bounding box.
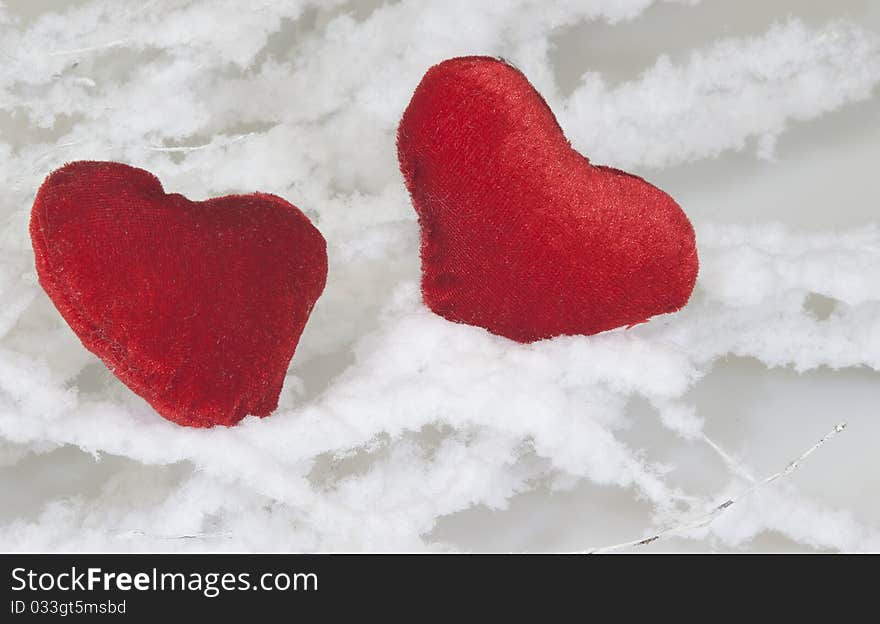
[397,57,698,343]
[30,161,327,427]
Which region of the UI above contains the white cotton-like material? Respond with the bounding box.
[562,19,880,169]
[1,0,879,552]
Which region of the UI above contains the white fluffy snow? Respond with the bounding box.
[0,0,879,552]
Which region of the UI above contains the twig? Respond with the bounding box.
[584,422,847,554]
[700,432,756,483]
[148,133,254,153]
[117,529,232,541]
[49,39,130,57]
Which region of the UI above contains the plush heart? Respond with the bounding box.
[397,56,698,343]
[30,161,327,427]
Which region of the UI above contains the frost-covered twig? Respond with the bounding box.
[117,529,232,541]
[49,39,130,57]
[584,423,848,554]
[700,432,756,483]
[148,133,254,153]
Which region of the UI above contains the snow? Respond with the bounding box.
[0,0,879,552]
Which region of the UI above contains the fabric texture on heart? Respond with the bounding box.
[30,161,327,427]
[397,56,699,343]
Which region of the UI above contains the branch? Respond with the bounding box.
[584,422,848,553]
[49,39,130,57]
[117,529,232,541]
[148,133,254,153]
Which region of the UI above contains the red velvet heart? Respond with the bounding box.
[397,56,698,343]
[30,161,327,427]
